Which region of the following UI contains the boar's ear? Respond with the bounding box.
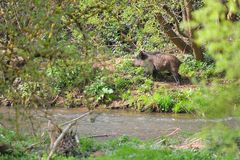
[139,50,148,60]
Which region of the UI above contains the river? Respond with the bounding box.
[0,107,238,139]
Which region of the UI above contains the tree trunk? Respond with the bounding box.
[155,13,193,54]
[184,0,204,61]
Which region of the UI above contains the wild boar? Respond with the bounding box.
[133,59,144,67]
[133,58,155,75]
[135,51,182,84]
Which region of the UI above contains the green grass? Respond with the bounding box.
[0,127,236,160]
[90,146,215,160]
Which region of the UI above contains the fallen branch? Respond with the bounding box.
[154,128,181,145]
[166,127,181,137]
[177,138,204,149]
[47,111,91,160]
[49,94,59,105]
[153,127,182,141]
[88,134,117,138]
[47,122,75,160]
[60,111,92,126]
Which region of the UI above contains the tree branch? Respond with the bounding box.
[162,5,189,38]
[155,13,192,54]
[60,111,92,126]
[47,122,74,160]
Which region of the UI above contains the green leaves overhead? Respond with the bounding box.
[193,0,240,79]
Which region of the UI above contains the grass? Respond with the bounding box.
[0,125,235,160]
[91,146,215,160]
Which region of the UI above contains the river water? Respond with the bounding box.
[0,107,238,139]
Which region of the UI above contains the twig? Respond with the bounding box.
[49,94,59,105]
[87,134,117,138]
[154,127,182,145]
[24,139,46,152]
[162,5,189,38]
[166,127,181,137]
[153,127,182,141]
[60,111,92,126]
[178,138,203,149]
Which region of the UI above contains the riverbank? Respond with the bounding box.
[0,124,233,160]
[0,55,216,114]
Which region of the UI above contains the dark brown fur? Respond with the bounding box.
[135,51,182,84]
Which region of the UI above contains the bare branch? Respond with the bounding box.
[60,111,92,126]
[162,5,189,38]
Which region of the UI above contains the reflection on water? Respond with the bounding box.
[0,107,239,139]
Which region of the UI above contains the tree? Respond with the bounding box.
[192,0,240,156]
[154,1,204,60]
[183,0,204,60]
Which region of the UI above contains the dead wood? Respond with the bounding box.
[47,111,91,160]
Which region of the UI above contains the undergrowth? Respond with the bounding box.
[2,54,216,113]
[82,55,215,113]
[0,126,232,160]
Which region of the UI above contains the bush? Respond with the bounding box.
[172,89,195,113]
[84,76,115,103]
[127,87,196,113]
[179,55,215,80]
[128,89,175,112]
[46,59,95,92]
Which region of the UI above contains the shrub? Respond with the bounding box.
[84,76,115,103]
[45,59,95,92]
[172,89,195,113]
[179,55,215,80]
[128,89,175,112]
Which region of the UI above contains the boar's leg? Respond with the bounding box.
[172,72,181,85]
[152,69,158,79]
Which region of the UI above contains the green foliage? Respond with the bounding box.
[115,59,145,78]
[179,55,215,80]
[114,59,151,89]
[101,136,142,152]
[193,0,240,80]
[46,59,95,92]
[0,154,38,160]
[191,0,240,117]
[0,126,39,159]
[201,125,240,158]
[76,137,102,157]
[92,146,215,160]
[138,79,153,93]
[83,59,151,105]
[0,126,17,144]
[0,128,232,160]
[172,89,195,113]
[127,87,195,113]
[192,84,240,117]
[155,94,174,112]
[84,76,114,103]
[189,0,240,157]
